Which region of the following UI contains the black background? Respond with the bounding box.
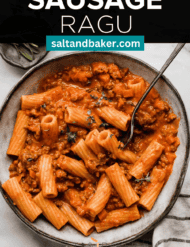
[0,0,190,43]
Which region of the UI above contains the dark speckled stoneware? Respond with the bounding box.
[0,52,189,247]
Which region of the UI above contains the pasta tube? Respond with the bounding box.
[60,202,94,236]
[41,114,59,145]
[65,107,102,129]
[7,110,28,156]
[33,192,68,229]
[85,174,112,218]
[21,86,63,110]
[129,140,164,179]
[95,204,140,232]
[127,76,146,97]
[95,106,130,131]
[39,154,58,198]
[139,167,167,211]
[97,130,136,164]
[59,155,96,183]
[106,163,139,207]
[85,129,105,155]
[2,177,42,222]
[71,139,99,171]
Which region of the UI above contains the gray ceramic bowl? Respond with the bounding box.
[0,52,189,246]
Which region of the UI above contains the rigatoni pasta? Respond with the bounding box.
[2,177,42,222]
[65,107,102,129]
[39,154,58,198]
[58,155,96,182]
[85,174,112,217]
[95,204,141,232]
[60,202,94,236]
[97,129,136,163]
[71,139,99,171]
[127,76,146,97]
[7,111,28,156]
[41,114,59,145]
[129,140,164,179]
[4,61,180,236]
[21,86,63,110]
[95,106,131,131]
[21,93,45,110]
[33,192,68,229]
[138,167,167,211]
[85,129,105,155]
[106,163,139,207]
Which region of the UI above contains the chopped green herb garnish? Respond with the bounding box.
[99,122,109,127]
[109,99,112,102]
[72,121,76,124]
[66,126,77,143]
[135,173,151,184]
[98,92,108,102]
[91,116,96,123]
[90,92,109,106]
[90,94,98,100]
[41,103,46,109]
[87,115,96,125]
[110,134,114,138]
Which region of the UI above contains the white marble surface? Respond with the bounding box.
[0,44,190,246]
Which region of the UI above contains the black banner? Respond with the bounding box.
[0,0,190,43]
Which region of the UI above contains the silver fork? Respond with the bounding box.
[122,43,185,150]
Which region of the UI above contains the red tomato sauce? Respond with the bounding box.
[9,62,180,213]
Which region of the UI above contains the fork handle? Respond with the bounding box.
[123,43,185,149]
[134,43,185,115]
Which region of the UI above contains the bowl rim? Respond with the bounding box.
[0,51,189,246]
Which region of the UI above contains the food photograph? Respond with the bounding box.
[1,0,190,246]
[0,44,189,247]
